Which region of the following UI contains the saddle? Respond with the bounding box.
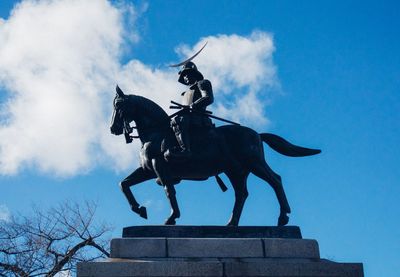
[162,122,217,163]
[139,120,216,162]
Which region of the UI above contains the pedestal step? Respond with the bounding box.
[122,226,302,239]
[110,238,320,259]
[78,259,363,277]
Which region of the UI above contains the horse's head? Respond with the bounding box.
[110,85,129,136]
[110,86,170,144]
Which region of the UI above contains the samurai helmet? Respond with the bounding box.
[169,42,207,85]
[177,61,203,85]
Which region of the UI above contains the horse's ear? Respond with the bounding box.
[116,85,125,97]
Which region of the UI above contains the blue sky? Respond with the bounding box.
[0,0,399,276]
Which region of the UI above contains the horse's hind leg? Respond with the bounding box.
[120,167,156,219]
[226,171,249,226]
[251,162,291,226]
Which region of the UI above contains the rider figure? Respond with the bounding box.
[170,61,214,158]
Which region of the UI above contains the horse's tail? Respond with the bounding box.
[260,133,321,157]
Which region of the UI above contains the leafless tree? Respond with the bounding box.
[0,201,111,277]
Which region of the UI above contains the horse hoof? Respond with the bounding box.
[278,214,289,226]
[164,218,176,225]
[226,219,238,226]
[139,206,148,219]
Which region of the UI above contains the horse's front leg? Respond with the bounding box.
[151,157,180,225]
[120,167,156,219]
[163,184,180,225]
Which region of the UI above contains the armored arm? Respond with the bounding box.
[192,80,214,109]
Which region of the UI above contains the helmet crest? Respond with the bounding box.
[169,42,207,68]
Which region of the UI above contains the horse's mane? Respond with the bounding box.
[129,95,170,124]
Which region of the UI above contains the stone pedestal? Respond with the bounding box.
[77,226,363,277]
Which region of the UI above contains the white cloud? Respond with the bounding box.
[0,204,10,221]
[0,0,131,175]
[0,0,279,177]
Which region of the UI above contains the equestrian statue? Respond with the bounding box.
[110,44,321,226]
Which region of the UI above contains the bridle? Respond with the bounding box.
[114,96,170,144]
[113,96,138,144]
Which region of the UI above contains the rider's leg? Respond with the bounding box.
[171,116,191,156]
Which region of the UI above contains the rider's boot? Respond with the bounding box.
[169,132,192,159]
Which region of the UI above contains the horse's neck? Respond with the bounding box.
[129,96,170,143]
[133,117,168,145]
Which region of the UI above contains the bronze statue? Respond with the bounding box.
[110,85,320,226]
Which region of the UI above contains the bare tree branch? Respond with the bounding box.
[0,201,112,277]
[0,261,28,277]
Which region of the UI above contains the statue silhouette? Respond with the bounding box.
[110,86,321,226]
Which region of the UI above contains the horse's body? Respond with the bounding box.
[110,87,320,226]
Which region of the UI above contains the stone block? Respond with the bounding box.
[110,238,166,258]
[77,259,223,277]
[263,238,320,258]
[168,238,264,258]
[224,260,364,276]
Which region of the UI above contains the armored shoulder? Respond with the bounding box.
[198,79,212,92]
[192,79,213,109]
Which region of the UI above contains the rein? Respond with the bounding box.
[122,114,169,144]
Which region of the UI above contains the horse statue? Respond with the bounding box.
[110,86,321,226]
